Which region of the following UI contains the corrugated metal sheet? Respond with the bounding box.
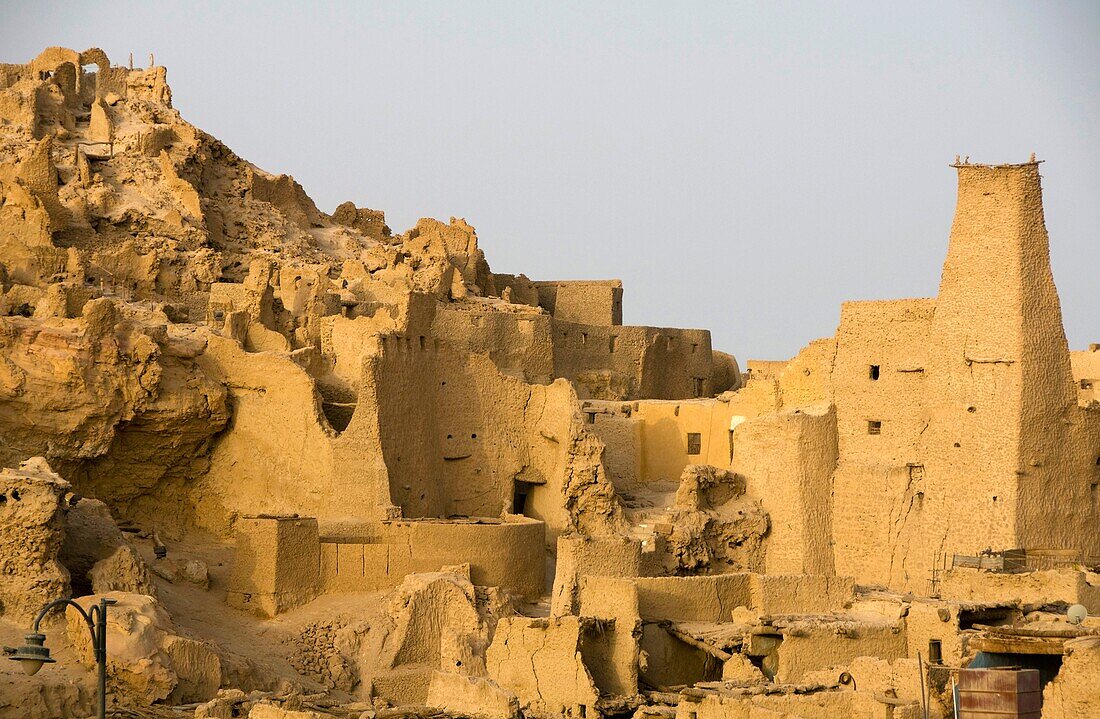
[958,668,1041,718]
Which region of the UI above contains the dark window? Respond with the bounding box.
[869,365,881,380]
[687,432,702,455]
[868,420,882,435]
[693,377,705,397]
[1083,379,1094,390]
[513,480,535,515]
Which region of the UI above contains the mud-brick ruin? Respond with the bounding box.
[0,47,1098,719]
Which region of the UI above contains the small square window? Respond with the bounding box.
[869,365,881,380]
[867,420,882,435]
[687,432,702,455]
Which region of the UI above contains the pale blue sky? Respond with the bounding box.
[4,1,1097,360]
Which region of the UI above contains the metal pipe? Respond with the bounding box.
[918,652,929,719]
[95,600,108,719]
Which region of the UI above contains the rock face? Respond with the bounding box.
[65,592,220,704]
[0,457,71,624]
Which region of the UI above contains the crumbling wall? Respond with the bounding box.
[227,516,320,617]
[368,336,537,518]
[828,298,933,587]
[431,303,554,384]
[192,332,393,532]
[575,575,641,698]
[937,567,1100,613]
[1042,637,1100,719]
[319,518,546,599]
[551,320,714,401]
[0,458,71,623]
[366,326,625,541]
[486,616,599,718]
[773,619,907,683]
[533,280,623,326]
[354,571,501,706]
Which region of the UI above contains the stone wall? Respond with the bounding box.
[533,280,623,326]
[228,515,547,616]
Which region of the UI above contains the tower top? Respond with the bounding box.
[950,154,1042,169]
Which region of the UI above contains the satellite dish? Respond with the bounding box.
[1067,604,1088,625]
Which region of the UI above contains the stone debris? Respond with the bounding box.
[88,544,157,596]
[0,46,1097,719]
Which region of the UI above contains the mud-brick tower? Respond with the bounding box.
[915,160,1099,582]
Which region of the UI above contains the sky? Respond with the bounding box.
[3,1,1098,360]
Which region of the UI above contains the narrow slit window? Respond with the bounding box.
[867,420,882,435]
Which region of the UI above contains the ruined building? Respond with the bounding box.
[1,48,1097,719]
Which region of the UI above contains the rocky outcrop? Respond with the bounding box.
[0,457,71,623]
[65,592,220,704]
[0,299,229,528]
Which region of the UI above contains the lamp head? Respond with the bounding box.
[8,633,54,676]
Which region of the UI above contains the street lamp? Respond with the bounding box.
[3,597,116,719]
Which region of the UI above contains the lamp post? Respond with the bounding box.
[4,597,116,719]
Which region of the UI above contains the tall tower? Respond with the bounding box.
[917,160,1083,569]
